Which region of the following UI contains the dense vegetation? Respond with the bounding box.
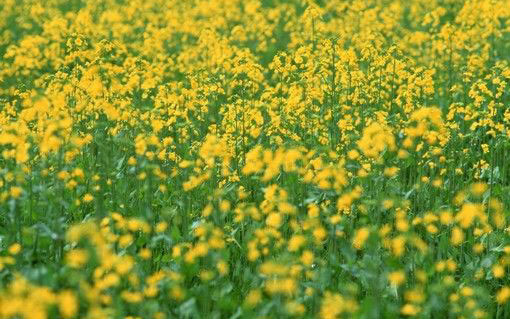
[1,0,510,318]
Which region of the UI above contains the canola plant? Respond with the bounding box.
[1,0,510,318]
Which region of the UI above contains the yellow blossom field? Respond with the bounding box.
[1,0,510,318]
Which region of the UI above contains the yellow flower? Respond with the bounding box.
[266,213,282,228]
[451,227,465,246]
[308,204,320,218]
[217,260,229,276]
[404,289,425,303]
[155,221,168,233]
[392,236,406,257]
[455,203,482,228]
[493,264,505,278]
[66,249,88,268]
[118,234,134,248]
[439,211,453,225]
[388,271,406,286]
[301,250,314,266]
[288,235,306,252]
[497,287,510,304]
[313,227,327,242]
[286,301,305,315]
[401,303,420,316]
[10,186,23,199]
[357,122,396,158]
[199,270,214,282]
[219,200,231,212]
[121,291,143,303]
[460,287,474,297]
[471,182,488,196]
[116,256,135,275]
[139,248,152,259]
[347,149,359,160]
[383,166,399,177]
[170,286,185,301]
[319,292,355,319]
[244,289,262,308]
[473,243,484,254]
[352,227,370,250]
[83,193,94,202]
[8,243,21,255]
[58,290,78,318]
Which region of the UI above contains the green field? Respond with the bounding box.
[1,0,510,318]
